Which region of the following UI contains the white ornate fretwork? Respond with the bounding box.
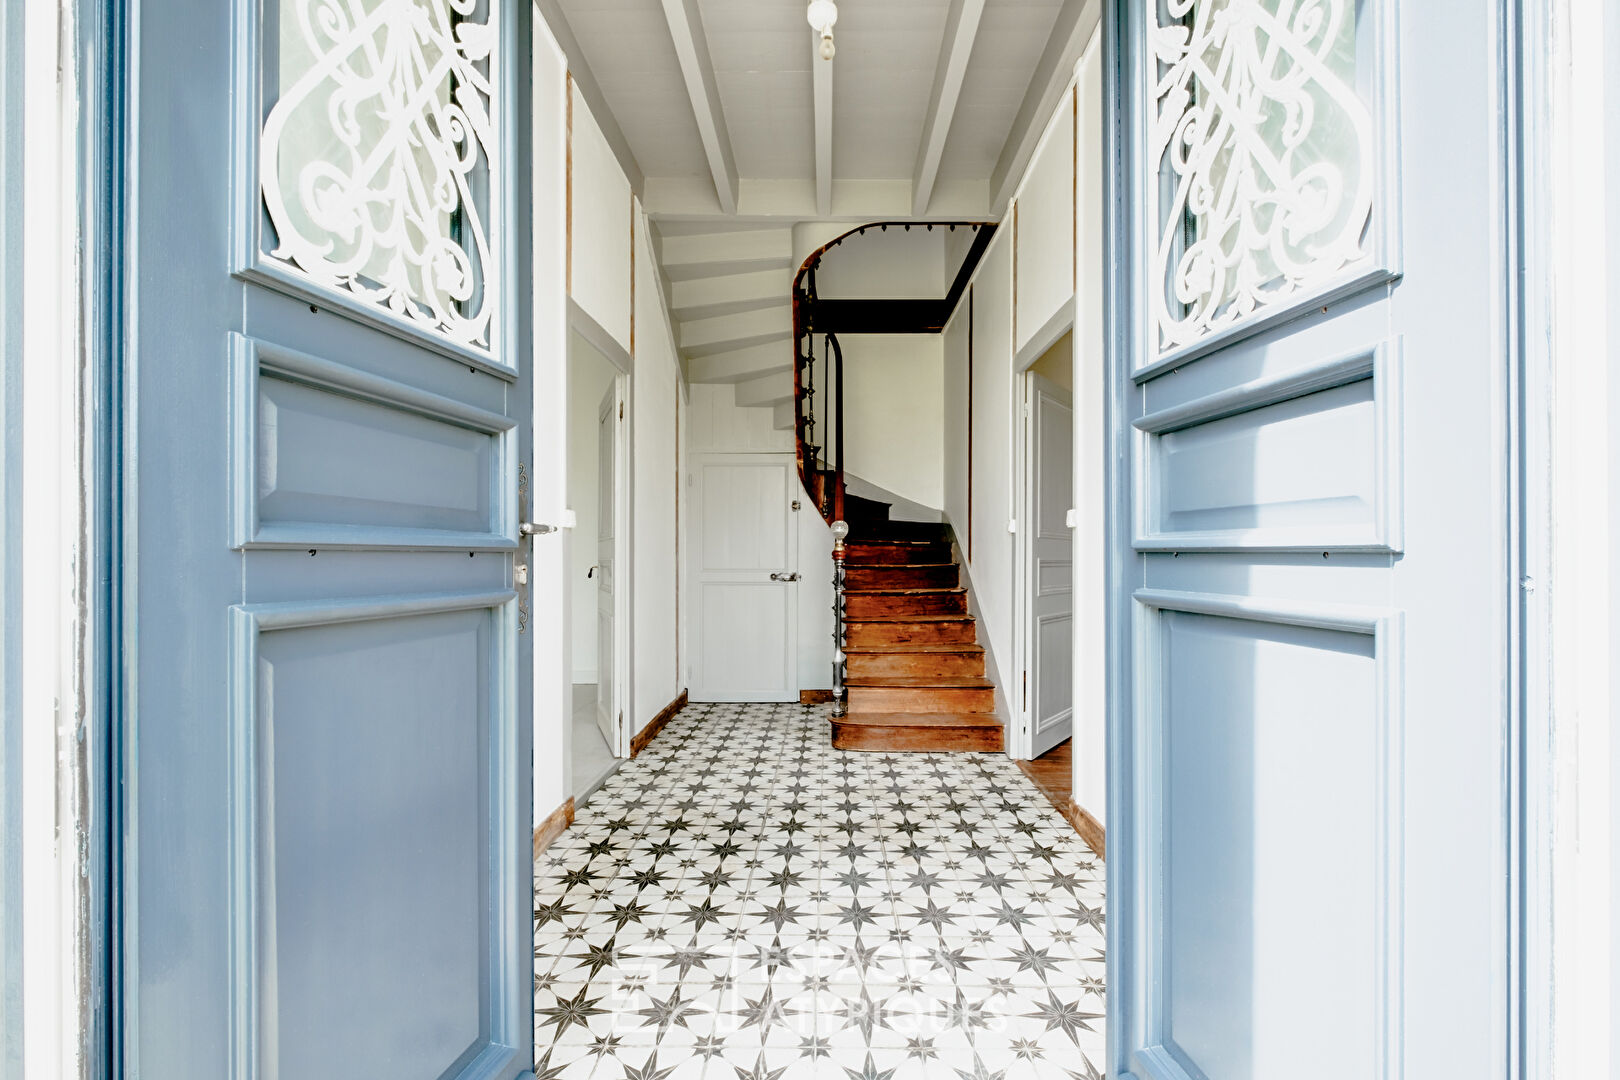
[1151,0,1373,357]
[261,0,498,352]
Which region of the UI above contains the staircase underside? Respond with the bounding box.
[833,520,1003,754]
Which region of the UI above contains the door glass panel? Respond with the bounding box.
[1151,0,1373,357]
[262,0,498,351]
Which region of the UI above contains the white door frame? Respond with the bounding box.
[567,306,634,758]
[1011,314,1077,761]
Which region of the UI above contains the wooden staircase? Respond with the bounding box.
[830,507,1003,753]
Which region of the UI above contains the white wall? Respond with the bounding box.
[531,21,571,824]
[945,223,981,286]
[839,334,946,510]
[570,83,632,351]
[567,332,615,683]
[1072,33,1107,828]
[814,227,946,299]
[1031,329,1073,390]
[1014,85,1077,358]
[936,47,1105,836]
[797,510,834,691]
[631,210,684,732]
[942,300,971,540]
[964,230,1016,687]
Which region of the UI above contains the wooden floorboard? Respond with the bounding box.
[1016,739,1106,858]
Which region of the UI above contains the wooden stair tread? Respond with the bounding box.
[844,644,983,654]
[846,538,946,546]
[844,587,966,596]
[849,562,956,570]
[844,675,994,689]
[845,614,973,623]
[833,712,1001,729]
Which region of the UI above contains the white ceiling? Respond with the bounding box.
[547,0,1092,221]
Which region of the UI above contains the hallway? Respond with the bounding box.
[533,704,1106,1078]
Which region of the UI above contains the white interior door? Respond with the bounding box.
[596,384,617,748]
[689,452,799,702]
[1028,372,1074,757]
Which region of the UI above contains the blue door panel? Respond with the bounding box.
[123,1,535,1076]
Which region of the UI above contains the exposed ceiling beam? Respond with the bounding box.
[912,0,988,216]
[534,0,645,192]
[988,0,1099,212]
[658,0,740,215]
[813,41,834,217]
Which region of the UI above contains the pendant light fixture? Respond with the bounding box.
[807,0,838,60]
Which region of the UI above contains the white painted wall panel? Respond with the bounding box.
[1013,86,1076,357]
[1072,31,1107,829]
[531,23,570,825]
[797,509,833,691]
[631,211,683,735]
[686,382,793,454]
[569,84,632,351]
[942,304,971,540]
[968,231,1016,687]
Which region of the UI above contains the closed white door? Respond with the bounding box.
[596,385,617,747]
[690,453,799,702]
[1028,372,1074,757]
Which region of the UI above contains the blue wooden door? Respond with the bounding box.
[1109,2,1514,1078]
[123,1,535,1077]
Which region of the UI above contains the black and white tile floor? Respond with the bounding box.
[534,703,1106,1079]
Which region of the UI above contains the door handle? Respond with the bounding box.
[770,572,801,582]
[588,565,599,579]
[521,522,556,536]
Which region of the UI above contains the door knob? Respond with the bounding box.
[771,572,801,582]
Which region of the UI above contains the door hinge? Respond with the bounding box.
[792,499,801,512]
[1022,670,1027,709]
[619,401,624,420]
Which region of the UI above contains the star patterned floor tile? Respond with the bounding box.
[535,703,1106,1076]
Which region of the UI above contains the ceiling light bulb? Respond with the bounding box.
[819,32,836,60]
[806,0,838,33]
